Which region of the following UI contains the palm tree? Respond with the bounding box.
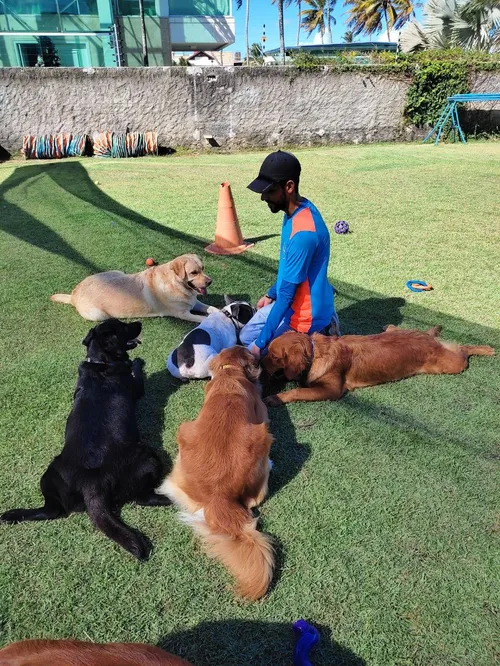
[138,0,149,66]
[344,0,417,42]
[271,0,289,64]
[245,0,251,65]
[342,28,355,40]
[301,0,337,43]
[249,42,264,62]
[453,0,500,49]
[278,0,286,63]
[400,0,500,50]
[234,0,251,66]
[324,0,333,38]
[296,0,303,45]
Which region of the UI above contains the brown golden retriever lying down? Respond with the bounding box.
[51,254,217,323]
[263,325,495,406]
[157,346,275,601]
[0,639,193,666]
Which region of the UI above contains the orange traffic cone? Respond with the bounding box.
[205,182,254,255]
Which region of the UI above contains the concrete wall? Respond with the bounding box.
[462,71,500,135]
[0,67,499,153]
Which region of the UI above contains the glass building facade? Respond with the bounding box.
[0,0,235,67]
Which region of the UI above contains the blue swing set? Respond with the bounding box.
[423,93,500,145]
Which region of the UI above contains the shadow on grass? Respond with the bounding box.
[339,296,406,334]
[4,161,496,331]
[159,619,366,666]
[268,407,310,500]
[264,405,311,594]
[137,367,181,472]
[0,144,11,162]
[2,160,498,461]
[0,164,101,273]
[246,233,280,244]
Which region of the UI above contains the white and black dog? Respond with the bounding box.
[167,296,256,380]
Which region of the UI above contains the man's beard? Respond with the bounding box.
[267,193,287,214]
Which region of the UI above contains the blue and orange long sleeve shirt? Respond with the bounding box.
[255,199,335,350]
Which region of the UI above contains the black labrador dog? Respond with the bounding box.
[1,319,169,560]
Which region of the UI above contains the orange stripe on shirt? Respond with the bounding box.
[290,279,313,332]
[290,207,316,238]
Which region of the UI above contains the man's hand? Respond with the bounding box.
[257,295,274,310]
[249,343,261,361]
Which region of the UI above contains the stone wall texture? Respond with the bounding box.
[0,67,499,153]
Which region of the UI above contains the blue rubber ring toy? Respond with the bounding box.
[406,280,432,292]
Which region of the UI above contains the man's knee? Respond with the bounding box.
[239,304,273,346]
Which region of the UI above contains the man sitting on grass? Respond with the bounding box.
[240,150,340,359]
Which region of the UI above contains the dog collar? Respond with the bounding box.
[84,359,132,368]
[220,364,239,370]
[222,310,243,344]
[299,338,315,383]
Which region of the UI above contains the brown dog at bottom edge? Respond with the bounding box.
[0,639,193,666]
[156,346,275,601]
[262,325,495,406]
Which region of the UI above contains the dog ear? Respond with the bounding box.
[283,336,310,380]
[223,294,234,306]
[235,303,256,325]
[82,327,95,347]
[127,321,142,340]
[170,257,187,280]
[207,354,218,378]
[241,351,261,382]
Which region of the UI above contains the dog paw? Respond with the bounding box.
[128,534,152,562]
[264,395,283,407]
[132,358,146,370]
[1,510,22,524]
[207,306,220,314]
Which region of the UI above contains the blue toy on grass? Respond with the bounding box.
[334,220,349,234]
[293,619,320,666]
[406,280,433,292]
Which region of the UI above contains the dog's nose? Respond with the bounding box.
[206,277,213,286]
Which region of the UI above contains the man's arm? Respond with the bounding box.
[257,282,277,310]
[254,232,317,350]
[255,280,298,350]
[266,282,277,300]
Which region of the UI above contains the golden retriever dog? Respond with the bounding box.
[157,346,275,600]
[50,254,217,322]
[263,325,495,406]
[0,639,193,666]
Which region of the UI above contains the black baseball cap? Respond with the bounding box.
[247,150,302,194]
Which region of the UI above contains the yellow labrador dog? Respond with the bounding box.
[51,254,218,322]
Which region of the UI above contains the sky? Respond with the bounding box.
[231,0,424,56]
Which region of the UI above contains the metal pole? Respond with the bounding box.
[113,23,122,66]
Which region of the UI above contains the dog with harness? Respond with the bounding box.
[167,297,256,380]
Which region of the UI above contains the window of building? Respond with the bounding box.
[1,1,98,15]
[15,37,90,66]
[115,0,156,16]
[17,42,42,66]
[168,0,230,16]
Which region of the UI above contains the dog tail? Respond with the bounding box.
[50,293,72,304]
[463,345,495,357]
[187,497,274,600]
[426,325,442,337]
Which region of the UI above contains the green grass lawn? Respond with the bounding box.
[0,143,498,666]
